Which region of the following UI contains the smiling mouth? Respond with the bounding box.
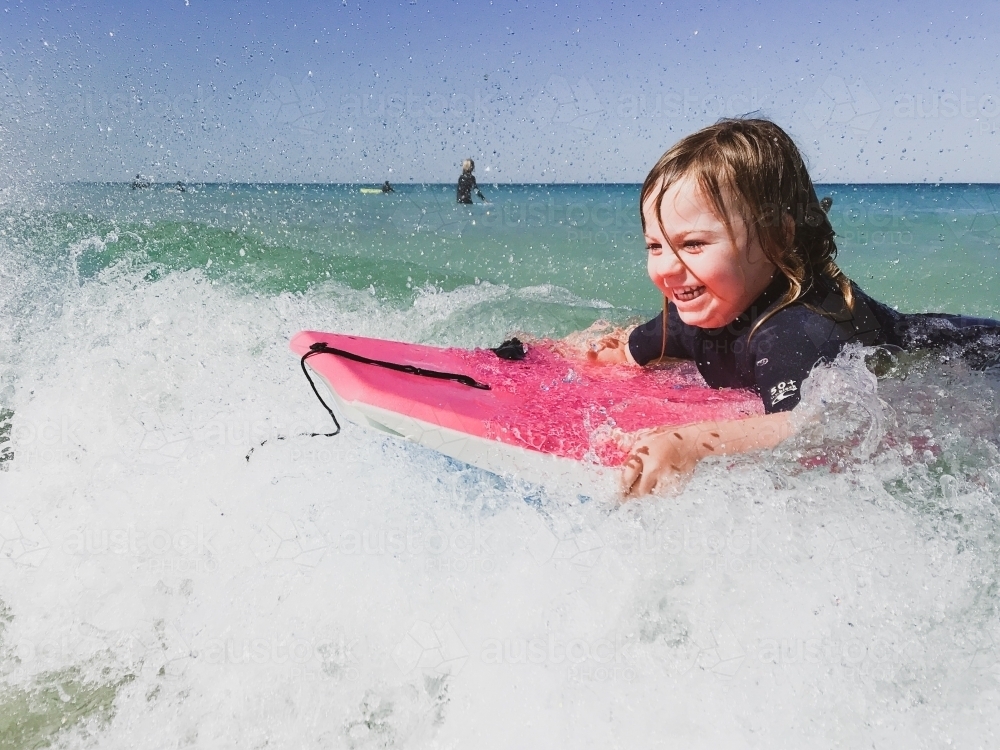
[673,285,706,302]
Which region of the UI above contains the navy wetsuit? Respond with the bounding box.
[628,275,1000,413]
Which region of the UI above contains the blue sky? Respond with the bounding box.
[1,0,999,182]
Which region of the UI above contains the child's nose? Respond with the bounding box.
[649,248,685,281]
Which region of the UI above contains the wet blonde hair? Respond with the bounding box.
[462,158,475,173]
[641,118,849,342]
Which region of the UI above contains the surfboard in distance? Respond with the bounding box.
[290,330,763,485]
[359,188,384,194]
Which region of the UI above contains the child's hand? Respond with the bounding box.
[556,321,636,365]
[586,334,631,364]
[618,413,795,498]
[618,425,700,497]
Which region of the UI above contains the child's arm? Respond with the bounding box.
[620,412,794,497]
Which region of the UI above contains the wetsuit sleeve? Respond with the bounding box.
[627,305,693,366]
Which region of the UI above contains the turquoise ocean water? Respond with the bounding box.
[2,182,1000,747]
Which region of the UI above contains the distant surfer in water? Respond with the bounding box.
[572,118,1000,496]
[382,181,394,193]
[456,159,486,204]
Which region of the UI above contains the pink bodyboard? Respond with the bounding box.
[290,331,764,469]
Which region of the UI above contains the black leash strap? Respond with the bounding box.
[244,348,340,459]
[246,339,504,462]
[304,341,492,390]
[298,344,344,439]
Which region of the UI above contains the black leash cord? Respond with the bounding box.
[299,345,344,438]
[244,346,341,462]
[246,340,492,462]
[304,341,492,390]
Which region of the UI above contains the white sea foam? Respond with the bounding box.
[2,259,1000,748]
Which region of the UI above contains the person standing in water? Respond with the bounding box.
[456,159,486,204]
[381,181,394,193]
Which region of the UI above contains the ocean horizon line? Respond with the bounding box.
[52,180,1000,188]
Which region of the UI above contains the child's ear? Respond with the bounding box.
[782,213,795,246]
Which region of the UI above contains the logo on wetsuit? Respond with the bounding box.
[769,380,798,406]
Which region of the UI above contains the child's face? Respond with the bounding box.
[643,177,776,329]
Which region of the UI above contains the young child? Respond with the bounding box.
[583,118,1000,496]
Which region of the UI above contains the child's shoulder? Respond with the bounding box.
[755,282,902,350]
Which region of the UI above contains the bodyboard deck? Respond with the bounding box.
[290,330,764,484]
